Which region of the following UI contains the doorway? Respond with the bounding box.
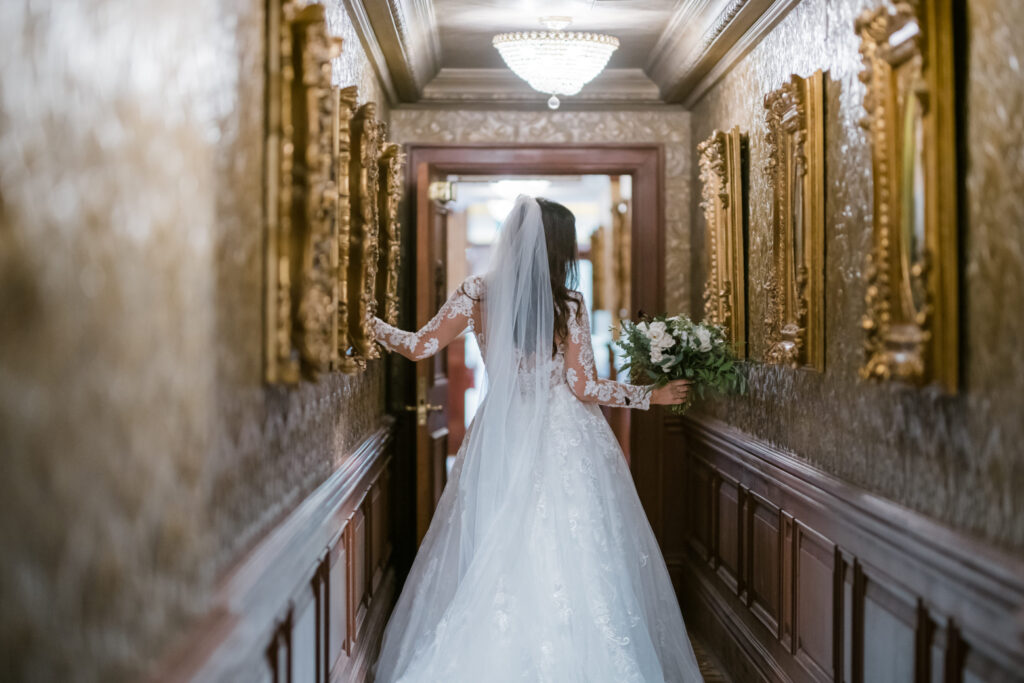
[401,145,666,550]
[443,174,636,471]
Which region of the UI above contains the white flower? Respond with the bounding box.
[695,326,713,352]
[646,321,674,350]
[636,321,649,335]
[650,346,664,364]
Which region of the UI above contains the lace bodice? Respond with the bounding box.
[372,275,651,410]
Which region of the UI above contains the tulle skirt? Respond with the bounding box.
[372,384,704,683]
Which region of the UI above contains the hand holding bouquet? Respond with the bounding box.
[616,314,746,414]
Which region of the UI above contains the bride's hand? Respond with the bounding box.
[649,379,692,405]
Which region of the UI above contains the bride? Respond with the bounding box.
[370,195,704,682]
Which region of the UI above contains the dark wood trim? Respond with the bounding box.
[851,559,865,683]
[404,143,667,540]
[673,415,1024,683]
[155,419,397,682]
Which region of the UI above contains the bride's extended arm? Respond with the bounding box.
[373,276,481,361]
[564,296,652,410]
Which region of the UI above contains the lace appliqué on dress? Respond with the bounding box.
[371,278,650,411]
[563,295,651,410]
[373,276,483,361]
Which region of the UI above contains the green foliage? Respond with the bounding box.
[615,313,747,414]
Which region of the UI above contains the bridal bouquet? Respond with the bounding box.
[616,314,746,414]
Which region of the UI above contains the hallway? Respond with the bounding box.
[2,0,1024,681]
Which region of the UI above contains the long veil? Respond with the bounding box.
[374,195,557,680]
[458,194,554,547]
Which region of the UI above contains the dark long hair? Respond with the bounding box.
[536,197,580,355]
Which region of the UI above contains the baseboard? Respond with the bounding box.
[673,558,782,683]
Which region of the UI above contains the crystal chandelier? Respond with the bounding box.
[493,16,619,110]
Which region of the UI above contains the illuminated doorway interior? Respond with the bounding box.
[442,174,634,472]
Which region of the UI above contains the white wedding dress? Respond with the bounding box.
[371,197,703,683]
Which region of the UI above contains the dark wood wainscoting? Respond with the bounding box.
[668,416,1024,683]
[159,419,398,682]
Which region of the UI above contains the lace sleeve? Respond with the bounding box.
[373,276,481,361]
[564,295,651,410]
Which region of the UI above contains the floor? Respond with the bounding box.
[691,635,732,682]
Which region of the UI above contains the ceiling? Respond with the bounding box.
[434,0,681,70]
[344,0,799,108]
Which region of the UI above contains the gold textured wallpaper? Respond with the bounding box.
[0,0,387,680]
[690,0,1024,552]
[390,109,694,313]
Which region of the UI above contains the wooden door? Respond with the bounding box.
[412,162,451,543]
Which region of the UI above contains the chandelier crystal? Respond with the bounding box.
[493,16,619,109]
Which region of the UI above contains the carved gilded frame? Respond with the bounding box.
[340,102,382,370]
[857,0,958,392]
[763,70,826,370]
[376,142,404,327]
[699,127,747,357]
[334,86,359,372]
[264,0,342,383]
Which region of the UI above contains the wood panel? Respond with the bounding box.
[747,492,781,636]
[716,476,741,592]
[351,500,369,637]
[794,522,834,680]
[688,456,713,563]
[157,420,398,683]
[669,415,1024,683]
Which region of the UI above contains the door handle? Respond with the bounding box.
[402,401,443,427]
[403,376,443,426]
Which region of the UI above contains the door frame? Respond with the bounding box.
[401,143,668,547]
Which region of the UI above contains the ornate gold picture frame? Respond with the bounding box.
[341,102,383,370]
[376,142,404,327]
[763,70,826,370]
[857,0,959,392]
[699,127,747,358]
[334,86,359,372]
[264,0,342,383]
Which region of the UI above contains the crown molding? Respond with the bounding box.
[341,0,442,103]
[646,0,800,105]
[413,68,668,110]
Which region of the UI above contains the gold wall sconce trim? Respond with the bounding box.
[699,127,748,358]
[856,0,959,392]
[763,70,826,371]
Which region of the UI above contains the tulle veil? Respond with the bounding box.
[373,195,557,680]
